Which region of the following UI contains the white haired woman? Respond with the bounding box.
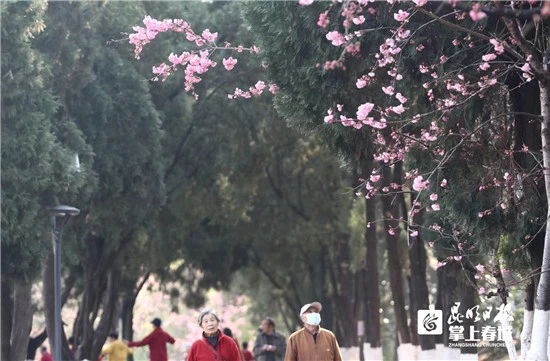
[186,309,241,361]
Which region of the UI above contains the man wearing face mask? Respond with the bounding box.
[284,302,342,361]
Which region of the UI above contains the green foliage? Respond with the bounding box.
[1,1,86,282]
[34,1,165,254]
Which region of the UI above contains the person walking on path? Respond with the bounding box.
[39,346,53,361]
[223,327,245,361]
[186,309,242,361]
[127,317,175,361]
[253,317,286,361]
[284,302,342,361]
[242,341,254,361]
[101,332,133,361]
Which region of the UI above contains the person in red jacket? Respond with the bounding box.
[39,346,53,361]
[127,318,175,361]
[187,309,241,361]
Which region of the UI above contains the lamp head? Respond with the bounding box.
[47,205,80,217]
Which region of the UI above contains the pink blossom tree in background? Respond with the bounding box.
[132,277,252,360]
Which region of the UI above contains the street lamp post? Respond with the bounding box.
[47,205,80,361]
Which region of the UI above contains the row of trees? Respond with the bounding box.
[2,1,548,361]
[2,1,376,360]
[131,0,549,360]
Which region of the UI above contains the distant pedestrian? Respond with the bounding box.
[253,317,286,361]
[242,341,254,361]
[68,336,76,358]
[223,327,244,361]
[186,309,241,361]
[127,318,175,361]
[284,302,342,361]
[39,346,53,361]
[101,332,133,361]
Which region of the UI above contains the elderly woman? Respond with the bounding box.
[187,309,241,361]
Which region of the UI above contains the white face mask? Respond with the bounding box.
[304,312,321,326]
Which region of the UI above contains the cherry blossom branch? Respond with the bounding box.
[414,5,525,62]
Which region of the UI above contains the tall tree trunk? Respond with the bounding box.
[521,282,535,360]
[408,203,436,352]
[458,264,478,358]
[74,234,110,360]
[506,45,545,361]
[1,279,13,361]
[380,163,410,345]
[121,297,135,361]
[330,233,357,347]
[436,262,459,360]
[364,196,381,348]
[11,280,33,361]
[526,77,550,361]
[90,270,120,361]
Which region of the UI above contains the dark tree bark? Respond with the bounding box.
[436,261,478,355]
[380,163,410,345]
[90,270,120,361]
[10,281,34,361]
[1,279,13,361]
[327,234,357,346]
[408,203,436,351]
[364,196,381,348]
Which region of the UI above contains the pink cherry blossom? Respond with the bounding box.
[413,0,428,6]
[431,204,440,211]
[357,102,375,120]
[440,179,447,187]
[222,57,238,71]
[394,10,409,22]
[356,78,367,88]
[489,39,504,54]
[318,11,330,28]
[391,104,406,114]
[419,65,429,73]
[396,93,407,104]
[410,230,418,237]
[326,31,346,46]
[476,264,485,273]
[429,193,438,201]
[201,29,218,42]
[340,115,355,127]
[469,3,487,21]
[382,86,394,95]
[482,53,497,61]
[412,175,430,191]
[370,174,381,183]
[478,287,486,295]
[478,62,490,70]
[353,16,366,25]
[298,0,314,5]
[324,109,334,123]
